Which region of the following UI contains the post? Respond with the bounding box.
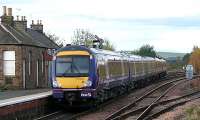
[186,65,193,80]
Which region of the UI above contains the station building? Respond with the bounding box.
[0,6,59,89]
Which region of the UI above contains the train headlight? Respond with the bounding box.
[52,80,61,88]
[84,80,92,87]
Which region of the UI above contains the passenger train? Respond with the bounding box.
[51,45,167,105]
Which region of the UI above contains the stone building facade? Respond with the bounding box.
[0,6,59,89]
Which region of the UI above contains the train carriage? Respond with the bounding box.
[51,45,167,105]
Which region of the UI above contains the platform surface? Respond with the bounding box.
[0,89,52,107]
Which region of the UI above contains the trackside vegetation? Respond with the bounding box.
[186,105,200,120]
[189,46,200,74]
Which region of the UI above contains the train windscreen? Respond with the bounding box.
[56,56,89,77]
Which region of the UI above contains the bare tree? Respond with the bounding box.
[71,29,95,47]
[71,29,115,51]
[45,32,64,47]
[102,39,115,51]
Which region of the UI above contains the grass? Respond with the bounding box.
[186,105,200,120]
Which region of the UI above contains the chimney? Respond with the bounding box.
[30,19,43,33]
[2,6,6,16]
[14,15,27,31]
[7,8,12,16]
[1,6,14,26]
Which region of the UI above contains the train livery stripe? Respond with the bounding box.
[56,51,90,56]
[56,77,88,88]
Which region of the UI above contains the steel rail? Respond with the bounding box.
[136,79,187,120]
[105,77,187,120]
[112,90,200,120]
[144,95,200,120]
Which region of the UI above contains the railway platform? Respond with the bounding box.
[0,89,51,101]
[0,89,53,120]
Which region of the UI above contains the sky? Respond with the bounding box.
[1,0,200,53]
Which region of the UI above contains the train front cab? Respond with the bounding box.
[51,48,97,104]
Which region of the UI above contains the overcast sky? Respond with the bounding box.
[1,0,200,53]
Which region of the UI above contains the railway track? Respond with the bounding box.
[105,76,200,120]
[34,70,187,120]
[111,91,200,120]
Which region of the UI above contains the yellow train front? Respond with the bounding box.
[51,45,97,105]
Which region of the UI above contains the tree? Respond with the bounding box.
[131,44,157,57]
[182,53,191,65]
[71,29,115,51]
[71,29,94,47]
[188,46,200,74]
[45,32,64,47]
[130,49,139,55]
[102,39,115,51]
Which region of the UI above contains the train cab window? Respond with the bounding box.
[56,56,89,77]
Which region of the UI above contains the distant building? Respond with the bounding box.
[0,6,59,89]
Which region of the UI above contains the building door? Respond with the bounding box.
[23,60,26,89]
[36,60,39,87]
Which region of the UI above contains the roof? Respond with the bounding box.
[0,23,59,49]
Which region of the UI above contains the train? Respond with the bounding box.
[51,45,167,105]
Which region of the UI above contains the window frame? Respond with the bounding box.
[3,51,16,76]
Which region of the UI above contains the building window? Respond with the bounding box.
[42,53,44,73]
[3,51,15,76]
[29,51,32,75]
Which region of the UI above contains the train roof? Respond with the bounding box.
[90,48,122,56]
[56,45,165,62]
[56,45,94,54]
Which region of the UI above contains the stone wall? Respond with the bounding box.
[0,45,22,89]
[0,45,49,89]
[21,45,48,89]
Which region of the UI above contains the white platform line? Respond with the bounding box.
[0,91,52,107]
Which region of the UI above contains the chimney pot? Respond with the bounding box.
[24,16,26,21]
[32,20,34,25]
[7,8,12,16]
[3,6,7,16]
[17,16,19,21]
[31,19,44,33]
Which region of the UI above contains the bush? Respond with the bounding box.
[0,84,9,91]
[186,106,200,120]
